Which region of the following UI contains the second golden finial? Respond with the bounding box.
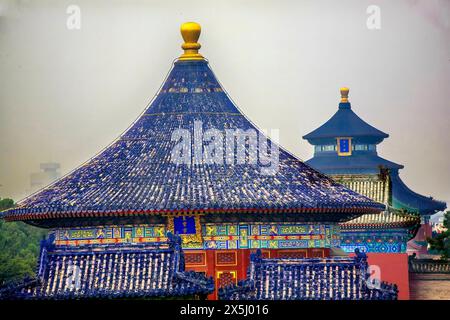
[340,87,350,103]
[179,22,204,61]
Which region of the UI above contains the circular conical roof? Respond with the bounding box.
[1,24,384,225]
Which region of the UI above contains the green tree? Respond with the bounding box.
[427,211,450,260]
[0,198,46,285]
[0,198,14,211]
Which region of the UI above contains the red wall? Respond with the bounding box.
[186,250,410,300]
[366,253,410,300]
[185,248,328,300]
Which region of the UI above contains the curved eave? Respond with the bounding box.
[391,173,447,215]
[305,154,404,172]
[340,209,421,232]
[303,133,389,143]
[2,205,384,223]
[341,218,420,243]
[340,221,419,231]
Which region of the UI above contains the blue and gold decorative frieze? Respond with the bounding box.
[53,222,340,250]
[340,230,409,253]
[202,223,340,250]
[54,224,167,246]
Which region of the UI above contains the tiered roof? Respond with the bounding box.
[303,88,446,215]
[1,23,383,226]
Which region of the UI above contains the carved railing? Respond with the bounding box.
[409,257,450,274]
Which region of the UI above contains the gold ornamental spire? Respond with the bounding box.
[340,87,350,103]
[179,22,204,61]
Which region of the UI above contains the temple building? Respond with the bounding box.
[0,23,398,300]
[302,87,446,299]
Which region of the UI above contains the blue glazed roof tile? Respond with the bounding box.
[302,88,446,216]
[305,153,404,174]
[391,172,447,215]
[0,234,214,299]
[303,102,388,142]
[2,60,384,221]
[219,249,398,300]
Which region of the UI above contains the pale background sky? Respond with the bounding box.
[0,0,449,208]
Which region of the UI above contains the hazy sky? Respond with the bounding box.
[0,0,449,208]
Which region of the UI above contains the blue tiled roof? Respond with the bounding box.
[0,234,214,299]
[305,153,403,175]
[303,102,388,143]
[391,172,447,215]
[306,155,446,215]
[302,90,446,216]
[2,60,384,222]
[219,249,398,300]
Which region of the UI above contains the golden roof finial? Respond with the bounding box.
[340,87,350,103]
[179,22,204,61]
